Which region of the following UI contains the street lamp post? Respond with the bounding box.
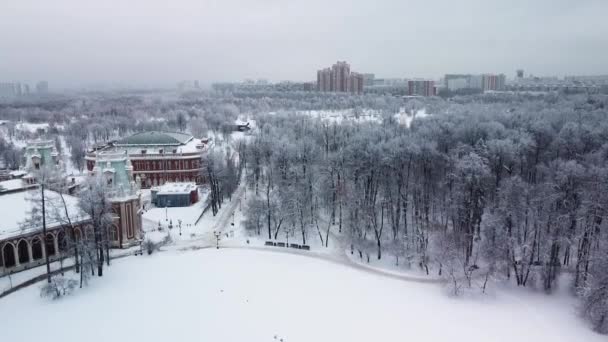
[213,230,221,249]
[178,219,182,236]
[285,227,294,247]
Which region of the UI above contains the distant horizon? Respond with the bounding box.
[2,0,608,89]
[6,69,608,92]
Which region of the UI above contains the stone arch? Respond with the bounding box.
[45,233,56,257]
[2,243,16,268]
[74,227,82,241]
[32,237,43,260]
[58,231,68,252]
[17,239,30,264]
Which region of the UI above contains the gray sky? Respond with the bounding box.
[1,0,607,88]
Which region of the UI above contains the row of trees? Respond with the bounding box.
[241,94,608,333]
[205,147,242,216]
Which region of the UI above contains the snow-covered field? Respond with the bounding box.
[0,248,602,342]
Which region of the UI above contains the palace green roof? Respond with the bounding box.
[116,131,193,146]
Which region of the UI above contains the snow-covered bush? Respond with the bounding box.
[40,276,78,300]
[144,232,173,255]
[143,238,157,255]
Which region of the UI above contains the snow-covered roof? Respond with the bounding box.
[116,131,193,146]
[153,182,197,195]
[9,170,28,177]
[96,137,209,156]
[0,189,89,241]
[0,179,36,193]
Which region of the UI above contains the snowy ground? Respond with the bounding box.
[0,248,603,342]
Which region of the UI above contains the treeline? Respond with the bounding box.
[242,94,608,334]
[0,90,413,174]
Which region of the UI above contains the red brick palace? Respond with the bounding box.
[86,131,211,188]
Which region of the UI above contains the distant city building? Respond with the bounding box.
[35,81,48,94]
[446,77,469,91]
[469,75,483,90]
[444,74,470,89]
[0,83,20,98]
[373,78,407,87]
[444,74,472,91]
[317,68,333,92]
[316,61,364,94]
[507,74,605,93]
[212,81,314,93]
[564,75,608,85]
[177,80,202,91]
[517,69,524,79]
[331,61,350,92]
[364,84,407,96]
[348,73,364,94]
[443,73,506,92]
[482,74,506,91]
[362,73,375,87]
[365,78,411,96]
[408,80,436,96]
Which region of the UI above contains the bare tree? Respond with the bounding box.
[78,176,113,277]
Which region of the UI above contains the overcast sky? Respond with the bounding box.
[1,0,607,88]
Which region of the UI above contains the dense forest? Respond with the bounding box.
[239,94,608,333]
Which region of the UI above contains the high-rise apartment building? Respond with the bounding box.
[316,61,364,94]
[362,73,375,87]
[408,80,436,96]
[349,72,364,94]
[444,74,470,89]
[446,77,469,91]
[481,74,506,91]
[317,68,333,92]
[331,61,350,92]
[0,83,19,98]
